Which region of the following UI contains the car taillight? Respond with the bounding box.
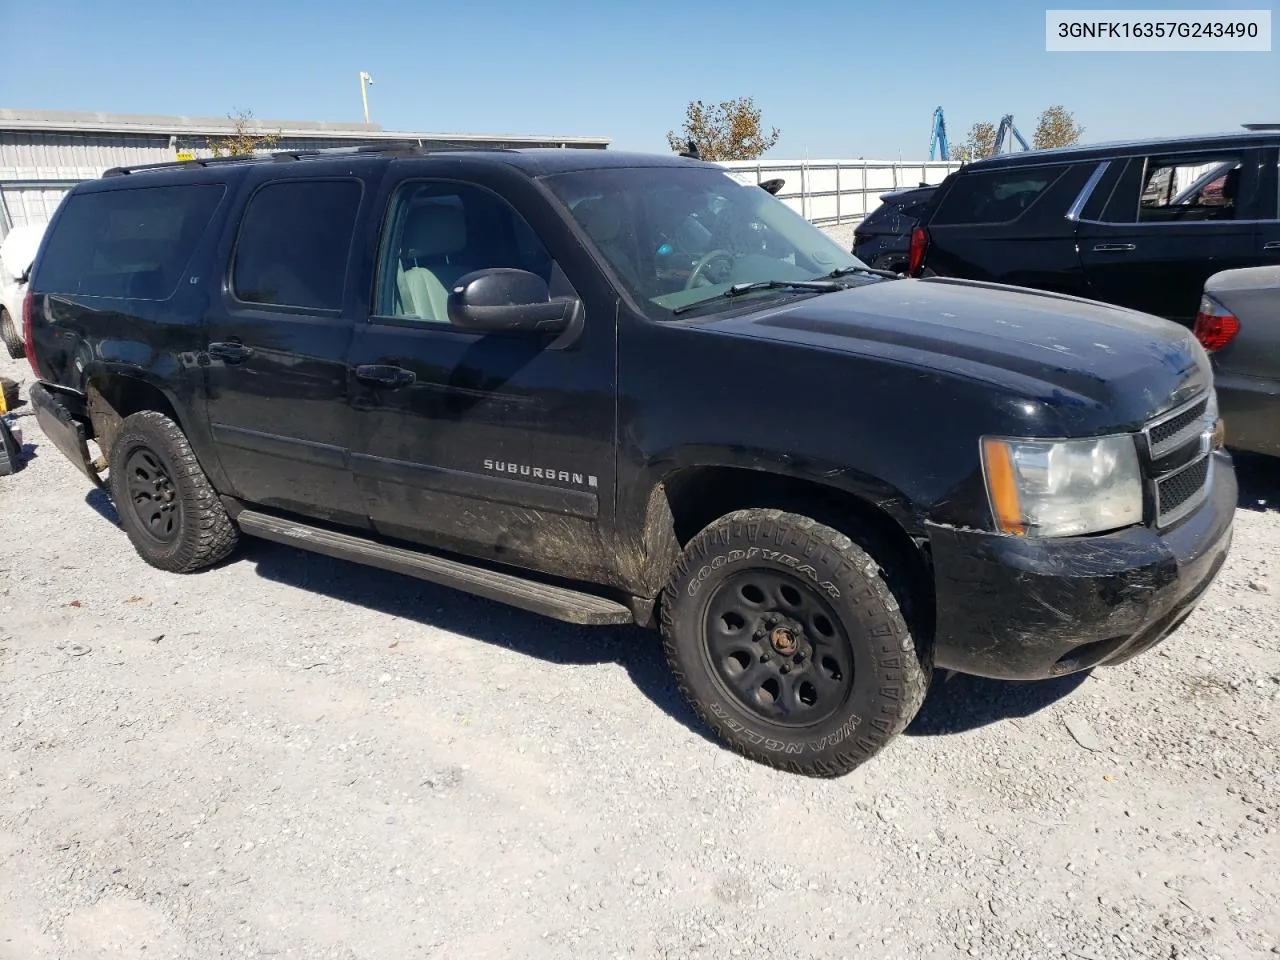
[907,227,928,276]
[1194,294,1240,353]
[21,289,44,380]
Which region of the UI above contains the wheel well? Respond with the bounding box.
[659,465,935,640]
[85,375,181,458]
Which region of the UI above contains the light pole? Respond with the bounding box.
[359,71,374,125]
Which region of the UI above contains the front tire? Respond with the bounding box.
[661,509,930,777]
[0,308,22,360]
[108,411,239,573]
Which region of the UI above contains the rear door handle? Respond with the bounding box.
[355,364,416,388]
[1263,241,1280,251]
[207,341,255,363]
[1093,243,1137,252]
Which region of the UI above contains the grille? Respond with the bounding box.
[1144,391,1215,528]
[1157,454,1210,522]
[1147,398,1208,458]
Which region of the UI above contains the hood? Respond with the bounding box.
[708,276,1209,427]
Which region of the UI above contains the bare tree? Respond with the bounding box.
[666,98,780,161]
[208,109,281,158]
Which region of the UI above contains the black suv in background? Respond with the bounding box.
[851,184,937,273]
[23,146,1234,777]
[909,131,1280,327]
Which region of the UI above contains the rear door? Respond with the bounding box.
[922,161,1091,296]
[343,160,619,583]
[1076,148,1264,326]
[202,167,379,529]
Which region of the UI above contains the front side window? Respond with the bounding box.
[1138,156,1243,222]
[375,181,556,323]
[542,165,860,317]
[35,183,225,300]
[930,165,1069,225]
[232,179,362,311]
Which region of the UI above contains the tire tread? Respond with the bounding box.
[109,411,238,573]
[660,508,930,777]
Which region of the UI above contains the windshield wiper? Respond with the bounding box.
[671,279,841,316]
[817,265,902,280]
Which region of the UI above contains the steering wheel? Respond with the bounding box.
[685,248,734,289]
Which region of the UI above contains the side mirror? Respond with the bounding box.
[759,178,785,195]
[446,268,579,334]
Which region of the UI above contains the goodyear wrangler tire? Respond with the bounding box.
[108,411,239,573]
[661,508,930,777]
[1,308,22,360]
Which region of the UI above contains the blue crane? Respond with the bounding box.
[992,114,1031,154]
[928,106,949,161]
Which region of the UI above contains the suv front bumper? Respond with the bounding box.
[927,450,1235,680]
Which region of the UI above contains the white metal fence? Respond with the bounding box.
[719,158,963,225]
[1,144,963,237]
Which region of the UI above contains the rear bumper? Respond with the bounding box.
[927,450,1235,680]
[1216,372,1280,457]
[28,381,104,488]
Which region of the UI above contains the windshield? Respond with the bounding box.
[543,165,866,318]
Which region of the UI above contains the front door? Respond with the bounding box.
[1255,146,1280,267]
[202,172,372,529]
[1077,149,1264,327]
[344,165,618,583]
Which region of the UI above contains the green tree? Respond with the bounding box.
[208,109,281,158]
[950,121,998,163]
[1033,105,1085,150]
[665,97,780,161]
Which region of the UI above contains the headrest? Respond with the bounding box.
[574,197,624,244]
[403,202,466,259]
[1220,166,1240,202]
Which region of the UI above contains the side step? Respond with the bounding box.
[235,509,635,627]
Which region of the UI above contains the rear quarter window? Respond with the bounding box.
[34,183,226,300]
[931,165,1070,225]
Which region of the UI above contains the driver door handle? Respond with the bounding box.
[207,341,255,363]
[1093,243,1136,252]
[1263,241,1280,251]
[355,364,416,388]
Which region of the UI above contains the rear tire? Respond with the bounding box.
[108,411,239,573]
[0,308,22,360]
[660,508,930,777]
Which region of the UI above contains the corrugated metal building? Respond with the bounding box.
[0,108,610,237]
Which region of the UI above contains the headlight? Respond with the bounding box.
[981,434,1143,537]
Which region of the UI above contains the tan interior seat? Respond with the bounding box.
[397,203,471,322]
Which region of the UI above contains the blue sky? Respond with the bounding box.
[3,0,1276,158]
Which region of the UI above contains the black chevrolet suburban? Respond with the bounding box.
[908,131,1280,328]
[23,146,1235,777]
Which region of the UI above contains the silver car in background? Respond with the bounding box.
[1198,264,1280,457]
[1,223,48,360]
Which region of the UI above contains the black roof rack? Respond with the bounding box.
[103,142,523,177]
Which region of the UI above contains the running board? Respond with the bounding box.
[235,509,634,626]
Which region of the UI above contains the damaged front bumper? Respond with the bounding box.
[28,381,105,488]
[927,450,1236,680]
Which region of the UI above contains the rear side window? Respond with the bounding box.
[931,165,1069,225]
[232,179,362,311]
[35,184,225,300]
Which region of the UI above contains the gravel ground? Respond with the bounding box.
[2,302,1279,959]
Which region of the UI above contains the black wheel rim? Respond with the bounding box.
[701,569,855,727]
[124,446,180,545]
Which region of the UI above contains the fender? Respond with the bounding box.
[75,355,230,494]
[612,443,926,599]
